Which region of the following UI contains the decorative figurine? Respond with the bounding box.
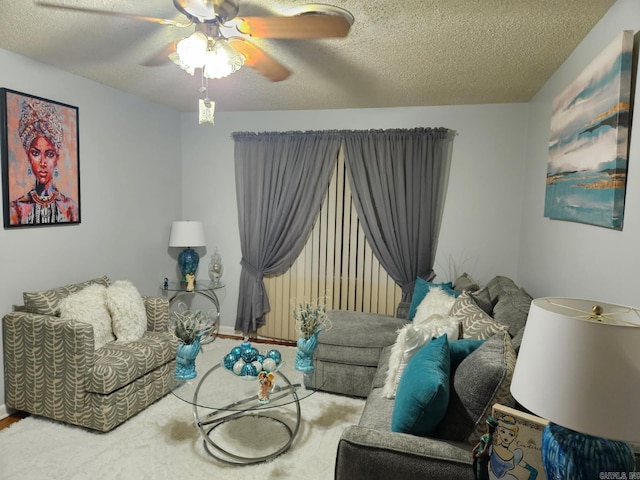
[208,248,224,286]
[472,416,498,480]
[185,272,195,292]
[163,277,169,290]
[258,371,275,404]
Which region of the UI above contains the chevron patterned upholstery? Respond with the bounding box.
[3,279,178,432]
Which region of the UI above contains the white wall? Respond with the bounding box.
[0,49,183,409]
[180,103,529,332]
[518,0,640,305]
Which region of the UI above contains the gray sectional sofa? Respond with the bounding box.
[305,275,533,480]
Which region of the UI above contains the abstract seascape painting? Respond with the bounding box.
[545,30,634,230]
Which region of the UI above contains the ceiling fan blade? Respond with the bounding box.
[140,41,179,67]
[227,38,291,82]
[236,14,351,39]
[35,1,191,27]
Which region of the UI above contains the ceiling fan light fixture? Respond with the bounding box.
[172,32,244,79]
[203,39,245,79]
[172,31,208,74]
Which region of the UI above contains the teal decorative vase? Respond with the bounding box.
[295,330,320,372]
[542,422,635,478]
[175,336,201,380]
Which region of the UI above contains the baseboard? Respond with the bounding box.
[217,324,239,338]
[216,325,295,346]
[0,404,9,420]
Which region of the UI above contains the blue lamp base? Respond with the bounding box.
[177,247,200,282]
[542,422,635,478]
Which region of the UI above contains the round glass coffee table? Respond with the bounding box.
[170,343,320,465]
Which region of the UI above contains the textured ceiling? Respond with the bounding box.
[0,0,616,112]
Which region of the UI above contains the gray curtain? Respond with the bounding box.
[342,128,455,301]
[233,131,342,333]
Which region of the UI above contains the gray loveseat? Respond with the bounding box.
[305,275,532,480]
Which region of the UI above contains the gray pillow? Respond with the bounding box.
[484,276,532,336]
[434,331,516,444]
[23,276,110,315]
[471,287,494,315]
[452,272,480,293]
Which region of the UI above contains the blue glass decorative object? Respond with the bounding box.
[230,346,242,359]
[175,337,201,380]
[267,349,282,365]
[241,363,258,377]
[295,331,319,372]
[542,422,635,478]
[256,354,266,364]
[178,247,200,282]
[223,353,237,370]
[241,347,259,363]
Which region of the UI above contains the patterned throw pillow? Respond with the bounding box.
[451,291,508,340]
[23,276,110,316]
[105,280,147,344]
[59,284,115,350]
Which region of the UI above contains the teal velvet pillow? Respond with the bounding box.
[408,278,457,320]
[391,334,451,437]
[449,339,485,371]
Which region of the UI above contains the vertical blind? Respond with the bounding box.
[260,147,402,341]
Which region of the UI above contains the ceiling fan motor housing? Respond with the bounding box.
[173,0,239,23]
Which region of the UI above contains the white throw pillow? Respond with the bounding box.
[59,284,115,350]
[413,286,456,325]
[105,280,147,344]
[381,315,460,399]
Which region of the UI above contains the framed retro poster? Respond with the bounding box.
[1,89,80,228]
[490,403,549,480]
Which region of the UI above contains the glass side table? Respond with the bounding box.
[160,281,226,344]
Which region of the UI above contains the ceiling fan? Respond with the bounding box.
[35,0,354,82]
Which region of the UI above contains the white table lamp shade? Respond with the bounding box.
[169,221,205,248]
[510,297,640,443]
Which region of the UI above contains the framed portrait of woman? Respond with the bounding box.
[1,89,80,228]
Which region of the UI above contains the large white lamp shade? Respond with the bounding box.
[511,297,640,477]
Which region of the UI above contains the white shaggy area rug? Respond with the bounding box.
[0,339,364,480]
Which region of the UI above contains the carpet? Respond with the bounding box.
[0,339,365,480]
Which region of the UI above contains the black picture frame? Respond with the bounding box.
[1,88,81,228]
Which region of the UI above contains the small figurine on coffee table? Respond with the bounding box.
[472,416,498,480]
[258,371,275,404]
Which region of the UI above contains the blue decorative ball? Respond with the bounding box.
[241,347,259,363]
[223,353,237,370]
[230,346,242,359]
[256,354,266,363]
[241,363,258,377]
[267,349,282,365]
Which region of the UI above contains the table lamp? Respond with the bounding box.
[169,221,206,282]
[511,297,640,478]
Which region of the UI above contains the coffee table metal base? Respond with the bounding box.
[193,371,302,465]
